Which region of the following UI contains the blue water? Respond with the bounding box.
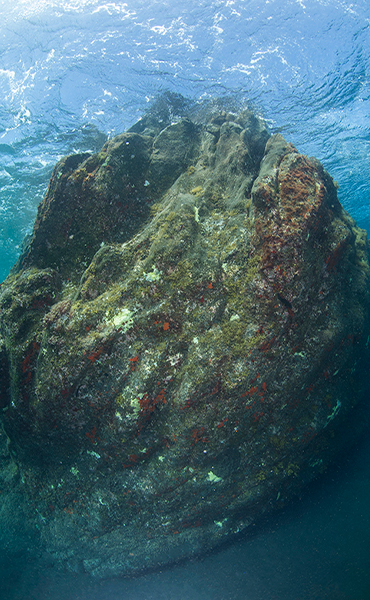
[1,0,370,598]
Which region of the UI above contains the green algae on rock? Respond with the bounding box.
[0,101,369,577]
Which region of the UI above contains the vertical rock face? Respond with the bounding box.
[0,101,369,577]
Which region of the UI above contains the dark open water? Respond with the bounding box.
[1,1,370,598]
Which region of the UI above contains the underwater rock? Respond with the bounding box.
[0,102,369,577]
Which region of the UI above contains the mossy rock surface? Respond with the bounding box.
[0,103,369,577]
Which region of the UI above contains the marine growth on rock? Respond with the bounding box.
[0,97,369,577]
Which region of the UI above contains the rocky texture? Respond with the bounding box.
[0,100,369,577]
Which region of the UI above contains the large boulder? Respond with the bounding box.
[0,103,369,577]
